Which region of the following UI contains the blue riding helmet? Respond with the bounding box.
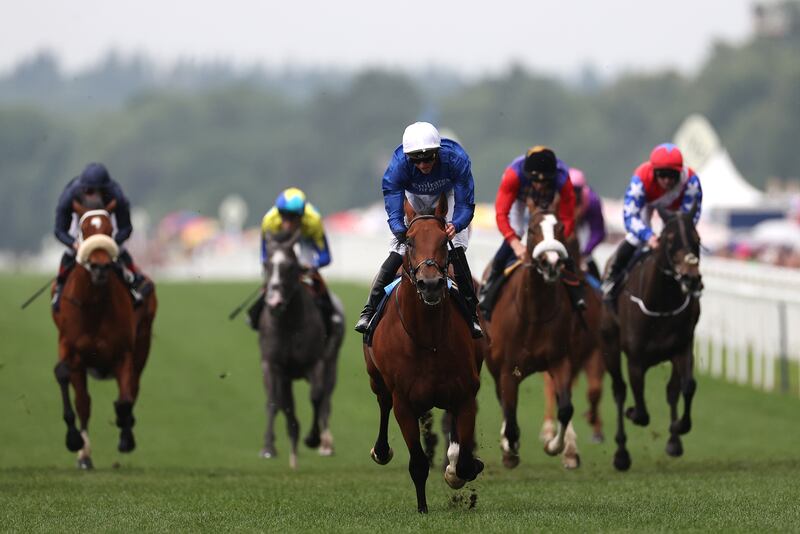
[276,187,307,216]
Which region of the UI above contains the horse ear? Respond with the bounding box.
[288,227,302,248]
[525,196,537,215]
[657,206,673,222]
[105,198,117,212]
[72,199,87,217]
[434,193,448,218]
[404,198,417,221]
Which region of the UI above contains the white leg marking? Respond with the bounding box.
[444,441,465,489]
[545,421,567,456]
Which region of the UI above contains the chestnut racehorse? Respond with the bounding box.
[485,201,602,469]
[364,196,484,513]
[51,199,157,468]
[600,205,702,471]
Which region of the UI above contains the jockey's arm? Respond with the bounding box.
[495,168,521,243]
[303,205,331,268]
[680,173,703,224]
[381,159,410,236]
[623,175,653,244]
[113,196,133,245]
[557,176,576,238]
[450,156,476,233]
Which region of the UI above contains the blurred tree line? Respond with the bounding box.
[1,31,799,252]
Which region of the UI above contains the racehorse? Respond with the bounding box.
[51,198,157,469]
[600,204,702,471]
[258,229,344,468]
[364,196,484,513]
[484,201,602,469]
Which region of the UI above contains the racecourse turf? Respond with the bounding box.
[1,274,799,533]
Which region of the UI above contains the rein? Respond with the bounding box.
[401,215,450,303]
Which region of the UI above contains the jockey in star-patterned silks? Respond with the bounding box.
[353,121,483,338]
[601,143,703,300]
[246,187,337,332]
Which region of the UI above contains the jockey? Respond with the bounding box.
[569,167,606,281]
[478,146,586,319]
[52,162,148,311]
[601,143,703,301]
[246,187,337,332]
[353,121,482,338]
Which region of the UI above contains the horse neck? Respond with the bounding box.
[637,251,685,308]
[517,262,560,320]
[397,278,448,347]
[68,267,116,312]
[272,282,311,329]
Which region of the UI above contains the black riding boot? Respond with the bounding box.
[449,246,483,338]
[601,240,637,302]
[354,252,403,334]
[316,291,335,339]
[478,241,514,321]
[52,251,76,312]
[562,258,587,311]
[246,291,266,331]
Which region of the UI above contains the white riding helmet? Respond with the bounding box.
[402,122,441,154]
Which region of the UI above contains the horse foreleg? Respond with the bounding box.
[625,361,650,426]
[539,373,557,444]
[54,357,84,453]
[544,361,575,459]
[439,411,452,472]
[317,357,338,457]
[673,349,696,436]
[393,398,429,514]
[261,360,279,458]
[499,370,521,468]
[584,349,605,443]
[665,364,683,457]
[70,369,93,469]
[114,350,136,453]
[304,362,324,450]
[446,399,484,489]
[604,338,631,471]
[278,376,300,469]
[369,375,393,465]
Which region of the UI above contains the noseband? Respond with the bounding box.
[660,215,702,295]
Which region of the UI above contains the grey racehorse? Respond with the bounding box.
[258,229,344,468]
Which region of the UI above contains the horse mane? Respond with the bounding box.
[80,196,106,210]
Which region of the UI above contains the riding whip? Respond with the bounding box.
[20,277,56,310]
[227,285,263,320]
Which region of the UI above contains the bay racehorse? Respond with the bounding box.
[484,201,602,469]
[51,198,157,469]
[364,196,484,513]
[600,204,702,471]
[258,229,344,468]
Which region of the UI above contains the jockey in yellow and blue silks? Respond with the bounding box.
[247,187,335,331]
[260,188,331,269]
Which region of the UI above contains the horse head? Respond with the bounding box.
[263,228,302,316]
[72,199,119,285]
[402,195,449,306]
[657,203,703,297]
[525,199,568,283]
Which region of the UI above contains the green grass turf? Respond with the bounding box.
[1,274,799,532]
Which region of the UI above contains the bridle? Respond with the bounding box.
[658,214,703,297]
[401,215,450,303]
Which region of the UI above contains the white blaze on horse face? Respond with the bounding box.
[267,249,287,307]
[538,214,560,265]
[91,216,102,230]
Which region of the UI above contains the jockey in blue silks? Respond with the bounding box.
[353,121,482,338]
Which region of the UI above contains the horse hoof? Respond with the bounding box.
[417,504,429,514]
[613,450,632,471]
[260,448,277,459]
[370,446,393,465]
[562,454,581,470]
[77,457,94,470]
[445,465,466,489]
[318,445,334,457]
[591,432,605,444]
[66,428,84,452]
[502,452,520,469]
[666,437,684,457]
[544,439,565,456]
[118,429,136,453]
[625,407,650,427]
[304,434,321,449]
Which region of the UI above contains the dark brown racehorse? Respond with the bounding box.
[485,201,602,469]
[51,199,157,468]
[364,196,484,513]
[601,205,702,471]
[258,229,342,468]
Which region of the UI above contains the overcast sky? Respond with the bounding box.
[1,0,756,78]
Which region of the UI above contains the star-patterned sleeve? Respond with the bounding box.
[680,173,702,225]
[622,175,653,242]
